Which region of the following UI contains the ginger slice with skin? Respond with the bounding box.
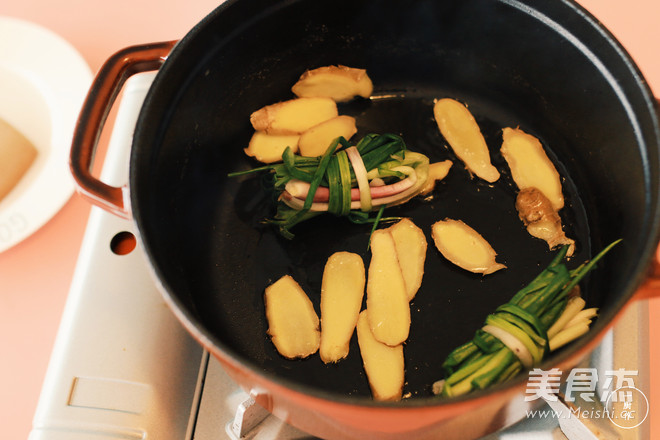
[244,131,300,163]
[419,160,453,196]
[319,251,366,363]
[388,218,427,301]
[292,65,373,102]
[501,128,574,252]
[431,218,506,275]
[264,275,320,359]
[298,115,357,157]
[501,127,564,211]
[516,187,575,256]
[433,98,500,183]
[366,229,411,346]
[356,310,404,401]
[250,97,338,135]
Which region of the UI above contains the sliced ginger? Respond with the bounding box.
[501,128,573,251]
[500,127,564,211]
[388,218,427,301]
[431,219,506,275]
[250,97,338,135]
[319,252,366,363]
[516,187,575,256]
[264,275,320,359]
[433,98,500,183]
[244,131,300,163]
[419,160,453,196]
[298,115,357,157]
[292,65,373,102]
[356,310,404,401]
[366,229,411,346]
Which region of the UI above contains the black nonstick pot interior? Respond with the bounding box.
[130,0,660,402]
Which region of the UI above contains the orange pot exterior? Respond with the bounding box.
[211,344,529,440]
[634,245,660,301]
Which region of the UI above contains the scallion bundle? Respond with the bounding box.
[229,134,430,238]
[434,240,620,397]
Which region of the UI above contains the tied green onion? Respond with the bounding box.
[278,137,342,237]
[228,134,431,238]
[435,239,621,397]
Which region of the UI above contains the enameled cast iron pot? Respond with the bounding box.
[71,0,660,438]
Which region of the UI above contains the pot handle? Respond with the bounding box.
[70,40,177,218]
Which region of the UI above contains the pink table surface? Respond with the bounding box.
[1,1,659,439]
